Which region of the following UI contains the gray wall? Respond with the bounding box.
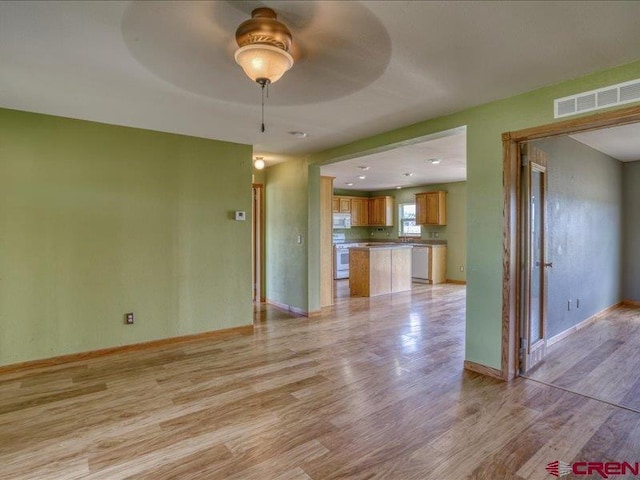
[536,136,623,338]
[623,161,640,302]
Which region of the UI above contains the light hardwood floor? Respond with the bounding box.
[1,284,640,479]
[526,303,640,412]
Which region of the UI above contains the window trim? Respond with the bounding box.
[398,202,421,237]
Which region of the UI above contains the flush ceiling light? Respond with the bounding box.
[289,131,307,138]
[254,156,265,170]
[234,8,294,132]
[404,172,414,177]
[396,186,402,189]
[358,175,366,180]
[428,158,442,164]
[346,182,354,186]
[358,166,370,171]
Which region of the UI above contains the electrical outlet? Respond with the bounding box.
[460,266,465,272]
[125,312,134,325]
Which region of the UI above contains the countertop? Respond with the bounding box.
[335,239,447,246]
[349,244,413,251]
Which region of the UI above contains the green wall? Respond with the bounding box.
[311,60,640,370]
[264,158,311,313]
[0,108,253,366]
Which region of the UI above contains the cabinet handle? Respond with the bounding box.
[544,262,553,268]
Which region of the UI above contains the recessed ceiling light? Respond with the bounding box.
[396,186,402,189]
[358,175,366,179]
[358,166,370,171]
[289,131,308,138]
[428,158,442,164]
[403,172,414,177]
[346,182,354,186]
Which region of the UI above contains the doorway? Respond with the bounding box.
[503,105,640,410]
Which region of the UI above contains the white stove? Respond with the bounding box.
[333,233,365,279]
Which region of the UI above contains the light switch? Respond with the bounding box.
[235,211,246,221]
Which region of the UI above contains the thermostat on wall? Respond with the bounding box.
[235,211,246,221]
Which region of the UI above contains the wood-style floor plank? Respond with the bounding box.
[527,303,640,410]
[1,284,639,479]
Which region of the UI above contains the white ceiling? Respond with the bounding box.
[321,127,466,191]
[2,1,640,162]
[570,123,640,162]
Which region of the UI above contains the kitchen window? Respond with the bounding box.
[398,203,421,237]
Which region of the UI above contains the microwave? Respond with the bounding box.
[333,213,352,229]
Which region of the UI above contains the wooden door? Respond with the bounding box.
[520,145,549,373]
[425,192,440,224]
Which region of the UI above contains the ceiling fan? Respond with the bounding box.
[121,1,391,130]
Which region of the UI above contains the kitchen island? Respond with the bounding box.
[349,244,413,297]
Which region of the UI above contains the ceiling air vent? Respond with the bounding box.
[554,78,640,119]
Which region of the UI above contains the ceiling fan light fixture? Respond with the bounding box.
[234,8,294,86]
[234,44,293,85]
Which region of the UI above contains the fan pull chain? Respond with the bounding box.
[261,83,265,133]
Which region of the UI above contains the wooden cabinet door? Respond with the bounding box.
[351,198,369,226]
[339,197,351,213]
[332,197,340,213]
[368,197,381,225]
[416,191,447,225]
[369,197,393,226]
[415,193,428,224]
[425,193,440,224]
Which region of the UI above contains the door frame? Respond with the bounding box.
[502,104,640,380]
[252,183,264,303]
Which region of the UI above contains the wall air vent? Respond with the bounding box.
[554,78,640,118]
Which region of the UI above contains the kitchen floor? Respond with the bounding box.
[3,285,640,478]
[333,279,428,300]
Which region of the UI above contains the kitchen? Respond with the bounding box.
[331,191,450,297]
[320,126,467,302]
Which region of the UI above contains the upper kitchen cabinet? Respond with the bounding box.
[369,196,394,226]
[350,197,369,226]
[415,191,447,225]
[332,197,340,213]
[339,197,351,213]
